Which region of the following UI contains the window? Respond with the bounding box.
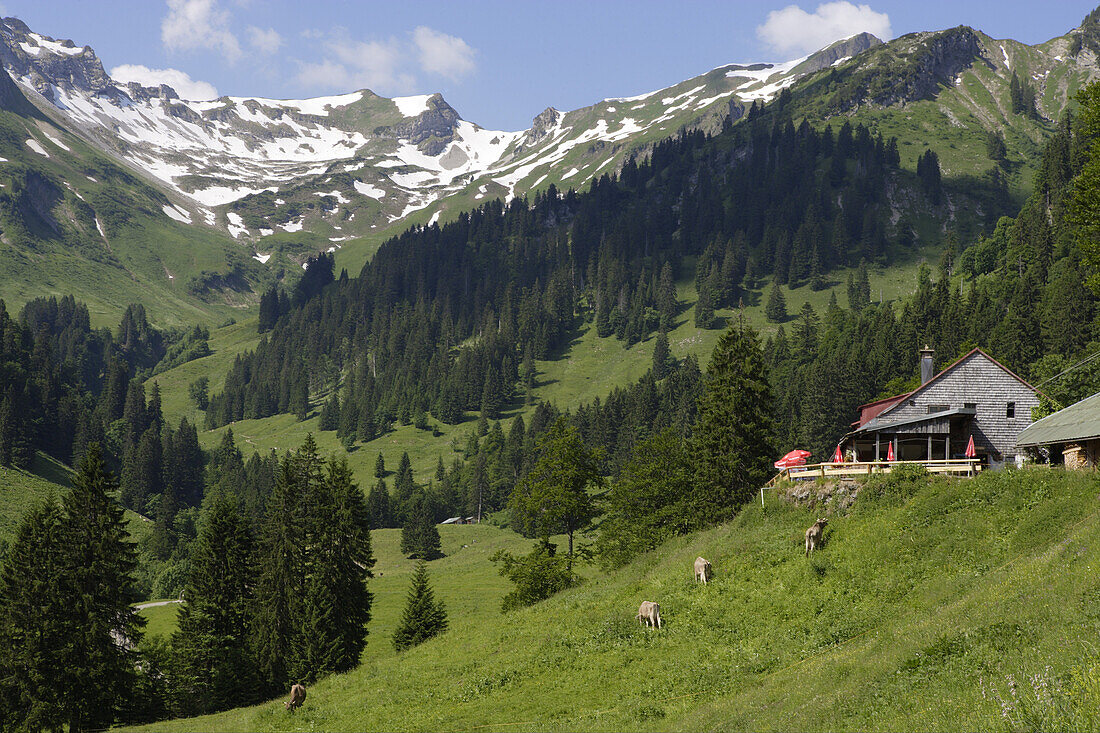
[927,404,949,414]
[1007,402,1016,419]
[964,402,976,410]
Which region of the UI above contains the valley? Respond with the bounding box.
[3,3,1100,731]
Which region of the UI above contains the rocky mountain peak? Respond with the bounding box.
[394,93,463,155]
[0,17,113,102]
[518,107,561,152]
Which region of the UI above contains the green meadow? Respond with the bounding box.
[124,468,1100,732]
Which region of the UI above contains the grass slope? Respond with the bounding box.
[127,468,1100,731]
[133,524,539,664]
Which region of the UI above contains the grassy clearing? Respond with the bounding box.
[137,601,182,640]
[152,317,263,426]
[128,523,543,662]
[124,468,1100,731]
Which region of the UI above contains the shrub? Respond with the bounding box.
[491,541,579,612]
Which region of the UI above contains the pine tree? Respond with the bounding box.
[688,322,777,528]
[392,562,447,652]
[367,478,393,529]
[252,454,304,691]
[400,492,442,560]
[652,329,671,379]
[318,393,340,431]
[0,497,70,731]
[657,261,678,330]
[374,452,386,478]
[169,496,259,716]
[59,444,145,731]
[765,278,787,323]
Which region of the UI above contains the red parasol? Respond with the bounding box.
[774,449,811,469]
[832,445,844,463]
[886,441,895,461]
[965,435,976,459]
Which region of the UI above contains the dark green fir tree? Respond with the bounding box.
[392,562,447,652]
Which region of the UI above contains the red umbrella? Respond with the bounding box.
[774,449,811,469]
[886,441,895,461]
[832,445,844,463]
[965,435,976,459]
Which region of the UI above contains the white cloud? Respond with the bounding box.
[296,35,415,94]
[161,0,241,62]
[247,26,283,54]
[757,2,892,57]
[413,26,475,80]
[110,64,219,100]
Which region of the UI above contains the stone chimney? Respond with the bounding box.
[919,346,935,385]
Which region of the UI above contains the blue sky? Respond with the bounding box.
[5,1,1097,130]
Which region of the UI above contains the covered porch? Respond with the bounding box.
[846,407,979,463]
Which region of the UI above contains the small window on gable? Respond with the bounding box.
[928,404,949,414]
[964,402,976,410]
[1007,402,1016,419]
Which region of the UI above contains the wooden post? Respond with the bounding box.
[875,434,880,460]
[927,434,932,461]
[760,487,765,509]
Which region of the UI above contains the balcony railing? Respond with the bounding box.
[767,459,982,486]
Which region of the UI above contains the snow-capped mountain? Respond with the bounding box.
[0,16,880,248]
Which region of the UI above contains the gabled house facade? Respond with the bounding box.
[844,348,1041,468]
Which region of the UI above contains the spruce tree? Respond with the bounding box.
[652,329,671,379]
[400,492,442,560]
[367,478,393,529]
[318,393,340,431]
[170,496,259,716]
[374,452,386,478]
[0,497,70,731]
[765,278,787,322]
[688,321,777,528]
[392,562,447,652]
[252,455,304,691]
[59,444,145,731]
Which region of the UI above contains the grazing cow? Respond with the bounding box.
[805,518,828,556]
[693,556,712,584]
[285,684,306,711]
[636,600,662,629]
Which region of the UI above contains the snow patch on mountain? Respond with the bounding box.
[393,95,432,116]
[353,180,385,199]
[162,204,191,223]
[24,138,48,157]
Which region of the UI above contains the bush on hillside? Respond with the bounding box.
[491,541,579,612]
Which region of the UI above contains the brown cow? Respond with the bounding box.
[636,600,662,629]
[805,518,828,556]
[285,683,306,711]
[693,556,712,584]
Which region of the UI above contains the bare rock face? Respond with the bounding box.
[393,94,462,155]
[517,107,561,152]
[0,17,111,102]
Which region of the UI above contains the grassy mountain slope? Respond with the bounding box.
[135,523,533,647]
[128,468,1100,731]
[0,452,153,546]
[0,74,257,327]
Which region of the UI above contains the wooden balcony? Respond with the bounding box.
[767,459,982,486]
